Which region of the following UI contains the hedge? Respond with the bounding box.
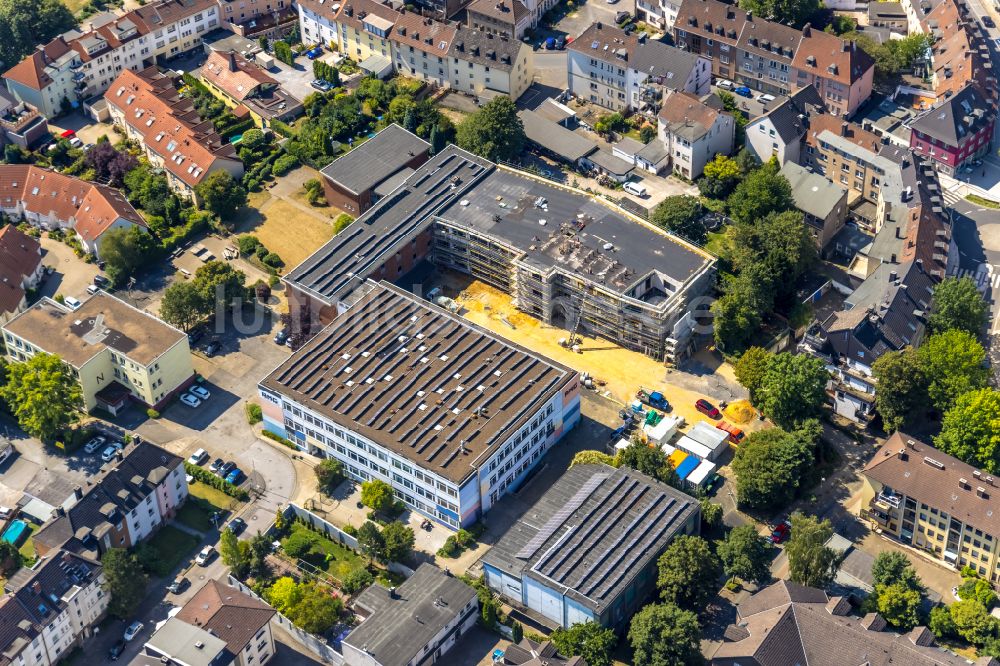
[262,429,297,450]
[184,462,250,501]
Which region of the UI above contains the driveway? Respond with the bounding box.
[37,236,101,301]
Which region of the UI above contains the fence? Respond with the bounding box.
[227,575,344,665]
[285,502,359,550]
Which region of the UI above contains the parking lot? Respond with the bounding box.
[36,236,102,302]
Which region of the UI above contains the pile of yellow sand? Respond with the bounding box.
[724,400,756,424]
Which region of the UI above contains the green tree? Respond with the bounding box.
[283,529,321,558]
[712,275,766,353]
[360,479,395,512]
[700,154,742,198]
[429,123,446,155]
[0,541,20,575]
[929,276,989,335]
[700,498,723,530]
[871,348,927,432]
[0,352,81,441]
[274,41,294,65]
[240,128,266,150]
[727,159,794,225]
[550,621,617,666]
[101,548,148,619]
[456,97,525,163]
[219,528,248,576]
[649,195,705,244]
[511,620,523,644]
[717,524,771,585]
[785,513,838,588]
[100,226,152,286]
[950,599,994,645]
[628,603,704,666]
[315,458,345,493]
[876,583,922,630]
[657,535,721,612]
[918,330,988,413]
[195,170,248,220]
[639,124,657,144]
[871,551,922,591]
[382,521,415,562]
[341,567,374,594]
[958,577,998,608]
[267,576,304,613]
[731,209,817,303]
[194,260,248,309]
[570,450,618,467]
[0,0,76,73]
[357,521,385,563]
[733,346,771,405]
[738,0,821,27]
[159,281,208,332]
[617,439,677,487]
[731,424,817,509]
[929,605,957,639]
[757,352,828,429]
[289,583,342,634]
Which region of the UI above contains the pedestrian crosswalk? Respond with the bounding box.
[942,188,962,206]
[950,266,1000,291]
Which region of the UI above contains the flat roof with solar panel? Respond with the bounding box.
[482,463,698,617]
[259,281,575,485]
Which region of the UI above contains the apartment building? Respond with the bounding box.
[673,0,875,116]
[199,49,303,129]
[105,67,244,199]
[448,28,532,99]
[344,564,477,666]
[629,36,710,114]
[0,164,147,257]
[171,580,277,666]
[745,85,824,164]
[483,463,699,630]
[868,2,908,32]
[283,142,716,363]
[567,22,634,112]
[1,0,220,118]
[803,116,885,209]
[780,161,849,251]
[0,549,107,666]
[2,291,194,414]
[32,440,187,558]
[909,83,994,176]
[637,0,684,31]
[390,13,457,88]
[217,0,297,38]
[0,225,43,326]
[260,281,581,529]
[466,0,532,40]
[0,89,50,149]
[332,0,401,64]
[862,433,1000,582]
[657,90,734,179]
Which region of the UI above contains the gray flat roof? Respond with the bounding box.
[286,145,710,304]
[780,162,847,220]
[260,281,574,485]
[519,109,596,162]
[588,149,635,177]
[319,124,429,196]
[345,564,477,666]
[143,617,229,666]
[482,464,698,614]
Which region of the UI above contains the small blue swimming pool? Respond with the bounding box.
[2,519,28,546]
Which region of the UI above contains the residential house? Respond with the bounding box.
[862,432,1000,583]
[1,0,221,119]
[636,0,684,31]
[627,36,711,116]
[217,0,298,39]
[173,580,277,666]
[780,161,849,252]
[390,13,457,89]
[482,463,699,630]
[199,50,303,128]
[803,116,886,214]
[744,84,824,164]
[259,281,580,529]
[0,549,106,666]
[567,22,634,112]
[657,90,734,179]
[909,83,994,176]
[31,440,187,558]
[2,291,195,414]
[330,0,401,67]
[0,89,49,149]
[868,2,909,32]
[501,639,585,666]
[673,0,875,115]
[318,123,430,216]
[138,617,231,666]
[0,225,43,326]
[713,580,986,665]
[343,564,477,666]
[296,0,343,50]
[105,67,244,200]
[0,164,147,257]
[448,28,533,100]
[466,0,532,40]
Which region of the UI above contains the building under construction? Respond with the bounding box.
[286,141,716,362]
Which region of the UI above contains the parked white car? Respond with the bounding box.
[64,296,82,310]
[189,385,211,400]
[123,621,144,642]
[84,436,107,454]
[196,545,215,566]
[180,393,201,408]
[188,448,209,465]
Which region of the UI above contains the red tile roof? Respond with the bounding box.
[202,50,275,102]
[2,38,73,92]
[175,580,275,655]
[104,68,241,189]
[792,24,875,87]
[0,225,41,316]
[390,11,457,58]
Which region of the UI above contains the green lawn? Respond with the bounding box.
[189,481,240,512]
[143,525,199,576]
[704,230,732,258]
[16,521,39,564]
[282,523,365,579]
[176,497,220,532]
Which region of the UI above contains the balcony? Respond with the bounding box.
[874,490,902,511]
[72,71,86,82]
[69,59,83,70]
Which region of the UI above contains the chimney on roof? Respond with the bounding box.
[840,121,848,136]
[862,613,887,631]
[596,21,602,29]
[74,486,82,500]
[890,253,897,263]
[746,10,752,20]
[55,507,66,517]
[842,40,851,52]
[889,270,897,281]
[802,22,811,37]
[228,50,238,72]
[32,582,41,594]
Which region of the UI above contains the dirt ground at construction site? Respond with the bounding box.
[430,271,770,439]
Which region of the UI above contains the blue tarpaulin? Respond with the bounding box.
[675,455,700,480]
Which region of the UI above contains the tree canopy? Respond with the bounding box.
[456,97,525,163]
[917,330,988,413]
[936,388,1000,472]
[734,346,771,405]
[315,458,345,493]
[876,583,922,631]
[738,0,821,27]
[628,603,704,666]
[730,209,817,304]
[617,439,678,488]
[102,548,148,619]
[194,170,247,220]
[381,521,415,562]
[871,348,927,432]
[727,159,794,225]
[0,352,81,441]
[928,276,989,335]
[360,479,395,512]
[871,551,922,590]
[718,524,771,585]
[731,423,818,509]
[550,622,617,666]
[0,0,76,75]
[657,535,722,612]
[756,352,828,429]
[159,281,207,333]
[650,195,705,244]
[785,513,838,588]
[100,226,154,286]
[700,154,742,199]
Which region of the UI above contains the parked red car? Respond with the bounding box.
[695,399,721,419]
[770,522,790,544]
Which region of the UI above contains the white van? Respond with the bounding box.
[623,181,647,197]
[64,296,82,310]
[757,93,776,103]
